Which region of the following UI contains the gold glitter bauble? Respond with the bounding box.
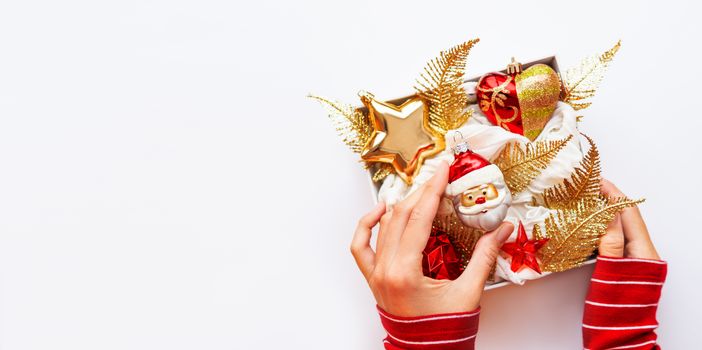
[515,64,561,140]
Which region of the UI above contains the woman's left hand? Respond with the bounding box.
[350,161,514,317]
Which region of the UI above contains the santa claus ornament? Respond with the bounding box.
[445,135,512,231]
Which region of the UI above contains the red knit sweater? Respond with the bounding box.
[378,256,667,350]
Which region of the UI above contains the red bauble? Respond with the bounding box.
[500,221,549,274]
[422,227,464,280]
[476,72,524,135]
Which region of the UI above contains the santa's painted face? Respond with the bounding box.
[453,181,512,231]
[460,184,499,210]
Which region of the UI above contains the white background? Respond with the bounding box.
[0,0,700,349]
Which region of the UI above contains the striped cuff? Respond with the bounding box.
[583,256,667,350]
[377,306,479,350]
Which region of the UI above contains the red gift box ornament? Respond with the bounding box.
[422,227,464,280]
[476,58,561,141]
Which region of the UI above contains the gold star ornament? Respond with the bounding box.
[359,92,445,184]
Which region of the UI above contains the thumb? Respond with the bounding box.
[456,222,514,291]
[598,213,624,257]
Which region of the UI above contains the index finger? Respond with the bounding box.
[397,161,449,261]
[375,185,426,266]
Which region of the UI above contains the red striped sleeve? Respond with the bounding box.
[377,306,480,350]
[583,256,667,350]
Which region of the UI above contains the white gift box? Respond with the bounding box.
[364,56,595,289]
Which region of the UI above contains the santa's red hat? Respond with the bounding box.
[446,141,505,197]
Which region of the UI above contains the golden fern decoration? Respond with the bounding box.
[562,40,622,111]
[371,163,394,182]
[542,134,601,209]
[415,39,479,135]
[494,135,573,194]
[534,196,644,272]
[309,95,373,153]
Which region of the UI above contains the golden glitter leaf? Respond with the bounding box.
[371,163,394,182]
[494,136,573,194]
[415,39,479,135]
[433,213,485,267]
[542,134,601,209]
[562,40,621,111]
[535,196,644,272]
[309,95,373,153]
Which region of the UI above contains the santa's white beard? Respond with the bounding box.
[454,188,512,231]
[456,200,510,231]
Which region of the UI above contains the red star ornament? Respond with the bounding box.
[500,221,549,274]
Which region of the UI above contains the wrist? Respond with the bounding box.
[626,244,660,260]
[593,256,667,281]
[377,306,481,349]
